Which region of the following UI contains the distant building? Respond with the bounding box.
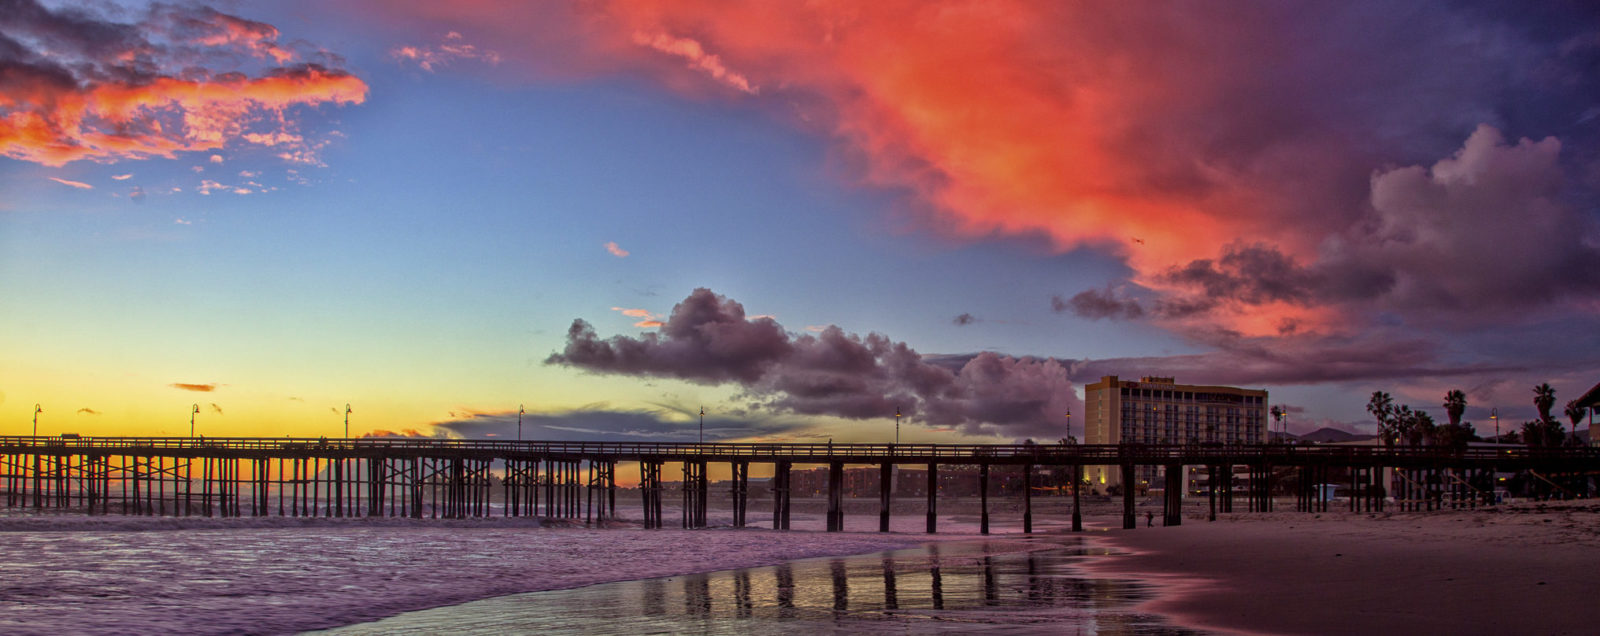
[1084,375,1268,488]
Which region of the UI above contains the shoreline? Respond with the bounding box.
[1078,500,1600,635]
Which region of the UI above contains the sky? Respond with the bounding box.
[3,0,1599,445]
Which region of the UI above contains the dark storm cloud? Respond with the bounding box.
[952,313,978,326]
[549,289,1079,438]
[1055,288,1145,320]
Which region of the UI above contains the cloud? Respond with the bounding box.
[47,177,93,190]
[604,241,630,258]
[952,313,978,326]
[364,2,1600,348]
[1054,288,1145,321]
[76,407,99,415]
[360,428,439,439]
[549,288,1079,437]
[392,31,503,72]
[0,0,366,167]
[610,306,663,328]
[174,217,192,225]
[111,173,132,180]
[429,406,806,442]
[1096,126,1600,333]
[630,31,755,94]
[170,382,217,392]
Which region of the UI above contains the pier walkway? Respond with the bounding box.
[3,437,1596,532]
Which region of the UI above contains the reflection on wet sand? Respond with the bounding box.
[319,536,1198,635]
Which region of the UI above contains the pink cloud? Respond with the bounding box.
[1,2,366,168]
[47,177,93,190]
[392,31,503,72]
[604,241,630,258]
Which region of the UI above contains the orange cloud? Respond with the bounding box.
[635,320,665,328]
[358,1,1321,332]
[47,177,93,190]
[170,383,218,392]
[111,173,133,180]
[77,408,100,415]
[1,3,366,168]
[604,241,630,257]
[611,307,653,318]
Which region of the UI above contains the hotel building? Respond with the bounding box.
[1083,375,1269,488]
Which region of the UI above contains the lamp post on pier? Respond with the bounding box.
[699,406,705,444]
[190,404,199,438]
[895,406,902,445]
[344,404,352,439]
[33,404,42,437]
[1066,409,1073,444]
[1491,407,1499,443]
[518,404,525,441]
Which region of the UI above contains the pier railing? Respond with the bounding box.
[0,435,1594,465]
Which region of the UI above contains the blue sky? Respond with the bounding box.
[3,1,1597,441]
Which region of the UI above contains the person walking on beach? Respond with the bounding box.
[1146,511,1153,527]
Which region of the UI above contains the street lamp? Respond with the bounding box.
[344,404,352,438]
[895,406,902,445]
[32,404,42,437]
[1491,407,1498,443]
[518,404,525,441]
[1066,409,1073,444]
[190,403,200,438]
[699,406,705,444]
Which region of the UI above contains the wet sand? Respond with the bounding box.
[1081,500,1600,635]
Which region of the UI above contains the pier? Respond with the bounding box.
[3,436,1596,531]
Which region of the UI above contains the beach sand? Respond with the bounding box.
[1081,499,1600,635]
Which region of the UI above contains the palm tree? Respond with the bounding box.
[1444,390,1467,428]
[1394,405,1417,446]
[1565,400,1584,428]
[1270,405,1285,441]
[1534,383,1557,423]
[1367,391,1395,446]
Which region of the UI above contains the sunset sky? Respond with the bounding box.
[3,0,1598,444]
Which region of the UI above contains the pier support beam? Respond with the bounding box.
[926,462,938,534]
[1072,464,1082,532]
[1022,463,1033,534]
[879,462,892,533]
[1122,463,1136,529]
[772,461,791,530]
[1163,463,1182,526]
[826,461,843,532]
[979,463,990,535]
[730,461,748,528]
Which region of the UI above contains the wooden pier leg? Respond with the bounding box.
[827,461,843,532]
[1072,464,1083,532]
[1121,464,1136,530]
[879,462,892,533]
[730,461,747,528]
[772,461,790,531]
[979,463,990,535]
[1022,463,1033,534]
[926,462,938,534]
[1208,464,1218,522]
[1173,463,1184,525]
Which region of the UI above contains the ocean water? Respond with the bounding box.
[0,510,1193,634]
[319,536,1195,635]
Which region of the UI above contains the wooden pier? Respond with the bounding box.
[2,436,1596,532]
